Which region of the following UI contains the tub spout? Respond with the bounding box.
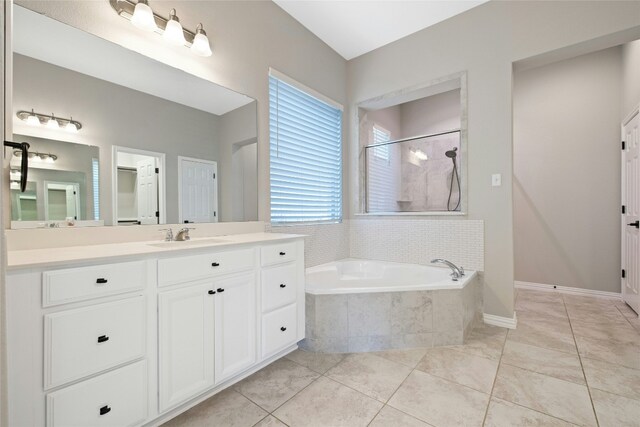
[430,259,464,280]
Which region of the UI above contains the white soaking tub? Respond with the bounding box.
[302,258,482,353]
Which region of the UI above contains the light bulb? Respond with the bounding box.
[47,115,60,129]
[131,0,157,32]
[25,109,40,126]
[191,24,212,57]
[163,9,186,46]
[46,155,55,163]
[65,118,78,133]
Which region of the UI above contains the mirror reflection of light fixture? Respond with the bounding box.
[110,0,212,56]
[13,149,58,162]
[410,148,428,161]
[16,110,82,132]
[131,0,157,31]
[163,9,186,46]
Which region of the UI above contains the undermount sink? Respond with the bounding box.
[147,238,230,248]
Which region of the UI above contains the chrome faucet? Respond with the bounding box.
[431,259,465,280]
[160,228,174,242]
[175,227,195,241]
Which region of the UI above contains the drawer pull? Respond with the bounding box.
[279,284,286,288]
[211,262,220,267]
[96,278,108,284]
[279,252,286,256]
[280,326,287,332]
[208,290,216,295]
[97,335,110,343]
[217,288,225,293]
[99,405,111,416]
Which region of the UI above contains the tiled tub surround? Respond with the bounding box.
[301,261,482,352]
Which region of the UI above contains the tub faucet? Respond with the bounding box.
[431,259,465,280]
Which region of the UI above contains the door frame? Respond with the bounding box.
[177,156,218,224]
[621,103,639,314]
[112,146,166,225]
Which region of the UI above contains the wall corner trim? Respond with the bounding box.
[514,281,622,300]
[483,312,517,329]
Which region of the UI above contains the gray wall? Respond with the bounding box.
[347,1,640,318]
[13,53,228,225]
[513,46,622,293]
[622,39,640,118]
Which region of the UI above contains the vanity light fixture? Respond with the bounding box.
[13,149,58,162]
[110,0,213,57]
[16,110,82,132]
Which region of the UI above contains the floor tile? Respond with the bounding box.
[517,289,564,304]
[368,405,431,427]
[233,358,320,412]
[450,324,506,360]
[493,364,596,426]
[387,370,490,427]
[507,317,577,355]
[582,357,640,400]
[574,334,640,370]
[569,319,639,344]
[515,299,568,320]
[373,347,428,368]
[273,376,382,427]
[501,340,585,384]
[253,415,287,427]
[484,397,576,427]
[284,349,346,374]
[325,353,412,402]
[415,346,498,393]
[162,389,267,427]
[591,388,640,427]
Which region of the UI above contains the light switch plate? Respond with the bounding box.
[492,174,502,187]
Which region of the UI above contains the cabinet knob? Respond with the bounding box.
[96,278,108,284]
[279,284,286,288]
[280,326,287,332]
[208,290,216,295]
[97,335,109,343]
[217,288,225,293]
[279,252,286,256]
[99,405,111,416]
[211,262,220,267]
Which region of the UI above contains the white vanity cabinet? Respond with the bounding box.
[5,234,304,427]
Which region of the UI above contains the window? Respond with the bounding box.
[269,70,343,224]
[366,125,399,212]
[371,126,391,162]
[92,157,100,221]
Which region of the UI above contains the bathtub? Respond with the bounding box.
[302,258,483,353]
[306,258,477,294]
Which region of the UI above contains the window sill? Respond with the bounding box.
[354,212,466,217]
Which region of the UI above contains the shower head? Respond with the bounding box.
[445,147,458,158]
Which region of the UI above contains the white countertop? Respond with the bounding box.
[7,232,304,270]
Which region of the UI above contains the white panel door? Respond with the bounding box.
[159,283,215,412]
[214,272,256,384]
[180,158,217,223]
[136,158,158,225]
[623,110,640,315]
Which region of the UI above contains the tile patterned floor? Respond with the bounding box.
[163,289,640,427]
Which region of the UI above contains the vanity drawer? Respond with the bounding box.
[261,242,297,267]
[262,303,297,358]
[46,360,147,427]
[158,248,255,287]
[45,296,146,389]
[262,263,297,312]
[43,261,146,307]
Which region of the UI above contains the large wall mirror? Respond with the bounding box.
[8,5,258,228]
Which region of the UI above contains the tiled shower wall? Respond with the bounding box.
[269,218,484,271]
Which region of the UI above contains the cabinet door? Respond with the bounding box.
[159,283,215,412]
[214,272,257,384]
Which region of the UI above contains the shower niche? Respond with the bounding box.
[358,73,466,214]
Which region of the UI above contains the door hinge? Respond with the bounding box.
[213,211,217,217]
[155,211,159,218]
[622,269,626,278]
[213,172,216,179]
[622,141,626,150]
[155,167,159,174]
[622,205,626,214]
[73,191,76,195]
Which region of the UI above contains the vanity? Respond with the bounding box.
[5,233,305,426]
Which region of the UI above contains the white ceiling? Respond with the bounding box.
[274,0,488,60]
[13,6,254,116]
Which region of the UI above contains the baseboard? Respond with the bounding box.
[483,312,517,329]
[515,281,622,300]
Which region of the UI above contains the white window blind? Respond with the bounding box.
[92,158,100,221]
[367,125,400,212]
[269,74,342,224]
